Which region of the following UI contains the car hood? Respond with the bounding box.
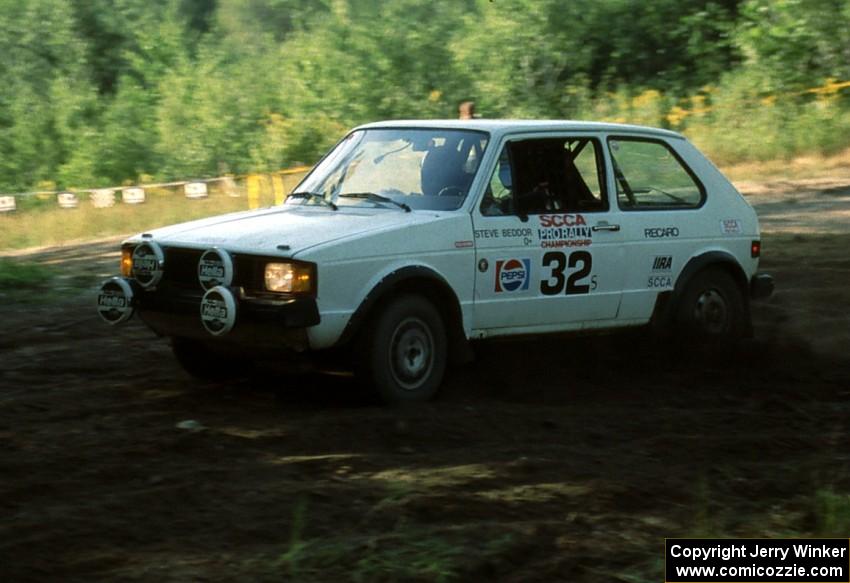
[127,205,443,256]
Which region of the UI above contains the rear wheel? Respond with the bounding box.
[357,295,448,404]
[676,267,745,340]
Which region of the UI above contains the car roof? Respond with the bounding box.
[355,119,685,140]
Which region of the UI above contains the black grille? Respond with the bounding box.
[161,247,264,292]
[163,248,202,288]
[233,254,265,291]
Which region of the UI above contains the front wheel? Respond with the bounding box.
[676,268,746,340]
[358,295,448,404]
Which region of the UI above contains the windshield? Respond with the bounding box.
[289,128,490,211]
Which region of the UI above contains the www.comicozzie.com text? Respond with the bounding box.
[670,542,847,562]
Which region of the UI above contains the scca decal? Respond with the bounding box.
[495,258,531,292]
[539,214,587,228]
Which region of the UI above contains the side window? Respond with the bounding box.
[570,139,604,201]
[480,146,514,216]
[479,137,607,217]
[608,138,704,209]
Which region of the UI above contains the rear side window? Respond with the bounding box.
[608,137,704,210]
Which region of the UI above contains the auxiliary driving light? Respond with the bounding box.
[131,241,165,288]
[96,277,135,325]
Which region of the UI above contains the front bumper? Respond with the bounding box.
[135,283,320,351]
[750,273,774,300]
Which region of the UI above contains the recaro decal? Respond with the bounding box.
[644,227,679,239]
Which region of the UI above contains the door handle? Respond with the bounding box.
[592,223,621,232]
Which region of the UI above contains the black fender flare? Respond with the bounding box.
[653,251,751,332]
[338,266,472,364]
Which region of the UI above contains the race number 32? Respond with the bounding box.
[540,251,597,295]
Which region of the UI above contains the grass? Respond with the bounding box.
[0,258,68,303]
[0,172,307,252]
[721,147,850,183]
[1,190,245,252]
[813,488,850,536]
[0,258,55,290]
[2,121,849,254]
[274,526,514,583]
[267,482,519,582]
[576,75,850,167]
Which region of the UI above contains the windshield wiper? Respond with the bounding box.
[288,191,338,210]
[338,192,411,212]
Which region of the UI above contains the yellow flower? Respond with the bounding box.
[632,89,661,109]
[666,106,688,126]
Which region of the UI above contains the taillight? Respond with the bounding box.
[751,240,761,258]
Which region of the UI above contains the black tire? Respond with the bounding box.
[676,267,746,340]
[171,337,252,380]
[357,295,448,404]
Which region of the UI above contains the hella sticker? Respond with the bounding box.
[495,258,531,293]
[96,277,135,325]
[200,285,237,336]
[198,248,234,291]
[131,241,165,288]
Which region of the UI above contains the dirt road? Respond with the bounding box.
[1,180,849,582]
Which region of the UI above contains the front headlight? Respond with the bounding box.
[120,246,134,277]
[264,262,314,294]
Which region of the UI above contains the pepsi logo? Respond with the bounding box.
[495,258,531,293]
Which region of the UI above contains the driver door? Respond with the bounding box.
[471,135,625,332]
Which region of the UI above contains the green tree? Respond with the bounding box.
[0,0,92,191]
[737,0,850,88]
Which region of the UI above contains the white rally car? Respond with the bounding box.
[97,120,773,403]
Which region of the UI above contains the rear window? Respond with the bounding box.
[608,137,704,210]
